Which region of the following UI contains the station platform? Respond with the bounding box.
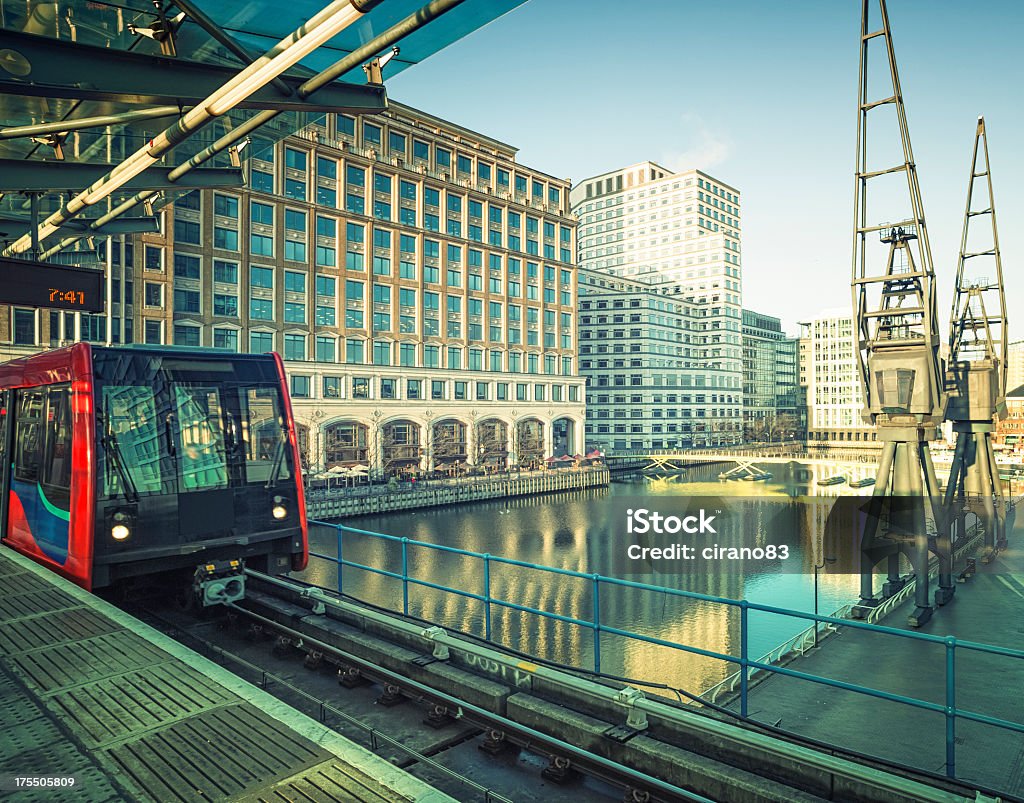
[0,546,455,803]
[735,537,1024,799]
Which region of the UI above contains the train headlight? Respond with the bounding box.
[112,523,131,541]
[272,496,287,520]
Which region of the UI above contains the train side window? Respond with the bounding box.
[240,388,291,484]
[40,387,72,511]
[13,390,45,483]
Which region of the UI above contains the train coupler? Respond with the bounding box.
[194,559,246,607]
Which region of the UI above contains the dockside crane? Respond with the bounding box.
[944,117,1009,570]
[850,0,947,627]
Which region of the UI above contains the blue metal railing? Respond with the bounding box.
[310,520,1024,782]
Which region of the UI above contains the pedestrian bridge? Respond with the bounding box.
[604,448,881,474]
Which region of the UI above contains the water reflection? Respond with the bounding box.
[303,461,865,696]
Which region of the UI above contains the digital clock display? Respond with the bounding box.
[0,257,103,312]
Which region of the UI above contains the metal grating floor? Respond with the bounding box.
[0,548,441,802]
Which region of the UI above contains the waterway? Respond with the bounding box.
[302,460,881,697]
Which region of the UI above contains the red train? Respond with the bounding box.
[0,344,307,594]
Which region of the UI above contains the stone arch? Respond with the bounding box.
[381,419,422,476]
[431,418,468,467]
[324,420,369,467]
[551,417,576,456]
[476,418,509,469]
[515,418,545,469]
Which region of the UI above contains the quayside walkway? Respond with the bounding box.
[0,546,453,803]
[731,538,1024,798]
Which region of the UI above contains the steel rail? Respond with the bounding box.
[226,600,715,803]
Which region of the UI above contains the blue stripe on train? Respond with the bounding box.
[10,478,70,565]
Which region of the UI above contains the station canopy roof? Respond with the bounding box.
[0,0,525,253]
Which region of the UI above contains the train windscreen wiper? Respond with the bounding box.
[100,414,139,503]
[264,431,288,490]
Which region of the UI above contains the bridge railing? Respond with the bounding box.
[308,519,1024,783]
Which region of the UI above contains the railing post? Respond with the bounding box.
[336,526,344,596]
[483,553,492,641]
[945,636,956,778]
[592,574,602,674]
[740,601,749,718]
[401,537,410,616]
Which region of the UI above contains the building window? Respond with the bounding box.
[214,260,238,283]
[174,219,200,245]
[144,320,163,345]
[346,339,365,364]
[213,328,238,351]
[174,253,200,278]
[323,376,341,398]
[284,334,306,361]
[144,245,163,271]
[12,309,35,345]
[251,169,273,193]
[250,330,273,352]
[144,282,163,308]
[291,375,311,398]
[174,324,201,347]
[174,289,200,314]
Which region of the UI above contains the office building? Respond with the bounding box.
[1,101,585,474]
[570,161,744,449]
[741,309,799,441]
[798,309,877,448]
[579,267,742,451]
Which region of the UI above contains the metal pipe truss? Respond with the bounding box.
[37,0,470,261]
[2,0,379,258]
[849,0,947,627]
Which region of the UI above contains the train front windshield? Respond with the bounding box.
[94,352,294,500]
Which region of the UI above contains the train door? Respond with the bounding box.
[4,386,74,568]
[0,390,10,540]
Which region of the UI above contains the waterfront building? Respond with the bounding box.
[578,268,742,452]
[995,383,1024,451]
[797,309,877,448]
[1005,340,1024,393]
[741,309,799,441]
[1,101,586,474]
[570,162,744,448]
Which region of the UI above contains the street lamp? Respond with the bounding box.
[813,554,837,647]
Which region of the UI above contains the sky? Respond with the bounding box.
[388,0,1024,337]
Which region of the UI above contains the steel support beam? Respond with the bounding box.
[0,106,184,141]
[0,160,243,192]
[0,28,386,113]
[0,213,159,239]
[35,0,468,260]
[4,0,375,257]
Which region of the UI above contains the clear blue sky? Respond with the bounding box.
[389,0,1024,337]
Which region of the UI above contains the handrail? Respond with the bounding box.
[308,513,1024,783]
[702,515,987,705]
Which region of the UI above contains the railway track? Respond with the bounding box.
[126,573,994,803]
[132,598,685,803]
